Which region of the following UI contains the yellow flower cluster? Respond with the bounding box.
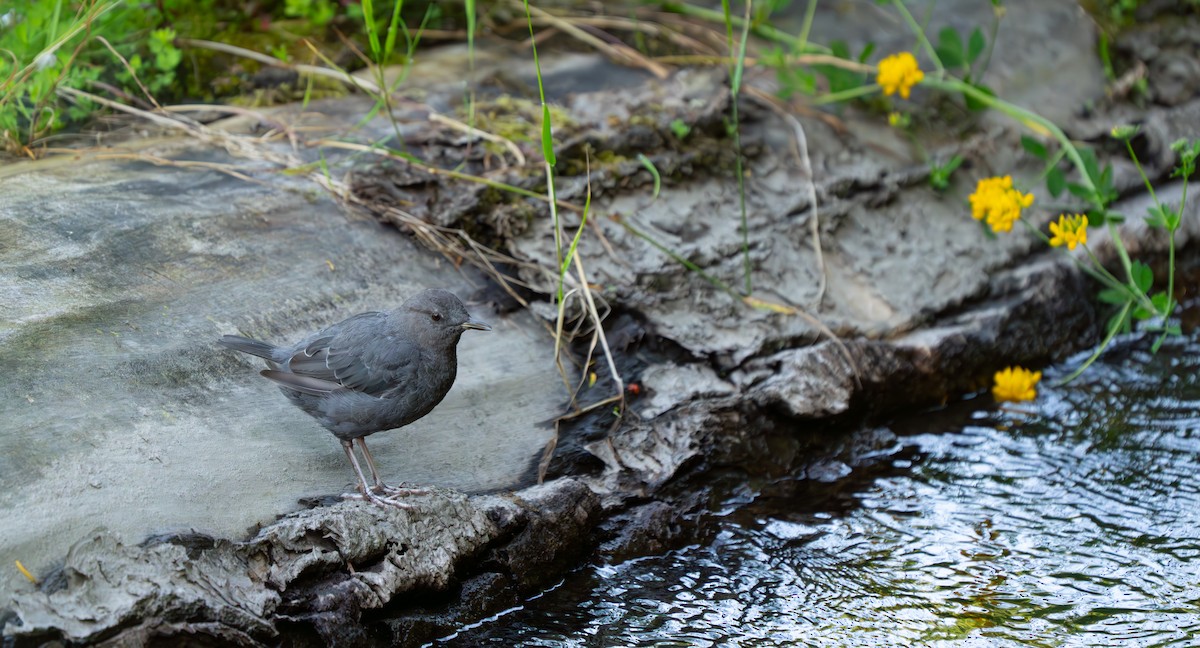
[969,176,1035,233]
[992,366,1041,403]
[1049,213,1088,250]
[877,52,924,100]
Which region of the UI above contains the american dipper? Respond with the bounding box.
[219,289,491,508]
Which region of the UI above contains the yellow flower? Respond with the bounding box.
[969,176,1035,233]
[992,366,1041,403]
[1048,213,1088,250]
[877,52,924,100]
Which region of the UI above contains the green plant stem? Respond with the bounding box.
[811,83,879,105]
[1123,136,1178,319]
[890,0,943,75]
[796,0,818,55]
[658,1,830,54]
[465,0,477,132]
[521,0,565,301]
[561,173,592,278]
[1125,139,1160,207]
[617,218,739,299]
[971,8,1001,81]
[726,0,754,295]
[1082,244,1141,301]
[637,153,662,199]
[1057,300,1131,385]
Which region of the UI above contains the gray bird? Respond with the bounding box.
[219,289,491,508]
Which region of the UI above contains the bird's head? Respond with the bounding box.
[399,288,491,348]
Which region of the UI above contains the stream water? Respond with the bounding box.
[441,331,1200,646]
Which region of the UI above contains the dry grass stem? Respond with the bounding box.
[177,38,383,94]
[95,36,160,109]
[520,3,670,80]
[428,112,526,167]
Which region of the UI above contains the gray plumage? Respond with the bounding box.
[219,288,490,506]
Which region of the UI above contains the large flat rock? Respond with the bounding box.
[0,140,564,600]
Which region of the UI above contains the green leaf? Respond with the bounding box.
[541,104,556,166]
[963,82,994,111]
[1131,261,1153,293]
[1150,291,1174,313]
[637,153,662,200]
[1079,146,1102,185]
[935,27,964,68]
[929,155,963,191]
[1132,306,1153,320]
[1145,204,1173,228]
[1046,167,1066,197]
[1021,135,1047,159]
[1066,182,1094,201]
[1099,163,1115,193]
[669,118,691,140]
[858,42,876,63]
[1097,287,1128,305]
[967,27,986,64]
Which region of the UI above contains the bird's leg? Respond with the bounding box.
[340,439,412,509]
[355,437,428,497]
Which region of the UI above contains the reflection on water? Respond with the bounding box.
[444,333,1200,646]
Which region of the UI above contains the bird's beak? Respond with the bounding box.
[461,317,492,332]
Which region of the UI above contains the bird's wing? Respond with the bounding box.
[284,312,417,397]
[259,370,340,396]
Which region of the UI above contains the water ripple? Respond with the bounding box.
[446,335,1200,646]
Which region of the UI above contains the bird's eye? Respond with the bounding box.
[431,312,442,322]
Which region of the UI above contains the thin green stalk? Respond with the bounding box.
[890,0,943,75]
[637,153,662,199]
[796,0,818,55]
[48,0,65,44]
[465,0,477,132]
[811,84,880,105]
[1172,173,1189,309]
[522,0,565,300]
[658,1,830,54]
[1124,139,1159,206]
[720,0,735,57]
[1057,301,1131,385]
[725,0,754,294]
[1123,136,1177,319]
[1082,244,1143,302]
[561,173,592,277]
[970,8,1001,81]
[617,219,739,299]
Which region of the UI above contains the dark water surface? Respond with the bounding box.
[442,333,1200,646]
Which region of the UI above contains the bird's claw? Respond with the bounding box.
[370,482,429,497]
[342,489,416,510]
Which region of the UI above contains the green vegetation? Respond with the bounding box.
[0,0,457,152]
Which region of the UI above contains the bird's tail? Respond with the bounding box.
[218,335,281,362]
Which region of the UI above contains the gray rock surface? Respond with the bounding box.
[6,479,599,645]
[0,139,564,600]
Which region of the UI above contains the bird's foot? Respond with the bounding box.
[370,481,429,497]
[342,489,415,510]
